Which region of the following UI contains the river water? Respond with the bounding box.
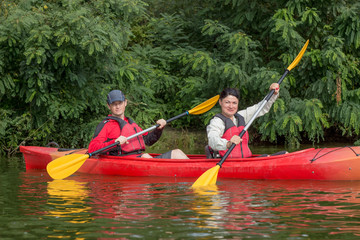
[1,144,360,239]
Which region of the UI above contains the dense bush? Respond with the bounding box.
[0,0,359,156]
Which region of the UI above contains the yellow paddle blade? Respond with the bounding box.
[192,184,219,196]
[188,95,220,115]
[191,165,220,188]
[287,40,309,71]
[46,154,90,180]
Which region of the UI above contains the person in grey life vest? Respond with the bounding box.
[206,83,287,158]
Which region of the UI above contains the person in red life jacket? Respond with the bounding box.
[88,90,189,159]
[206,84,287,158]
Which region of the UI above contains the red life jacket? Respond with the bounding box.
[216,113,252,158]
[92,116,146,156]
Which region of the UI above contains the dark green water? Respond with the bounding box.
[1,144,360,239]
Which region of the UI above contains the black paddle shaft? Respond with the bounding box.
[216,69,290,167]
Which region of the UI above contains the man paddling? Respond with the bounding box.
[88,90,188,159]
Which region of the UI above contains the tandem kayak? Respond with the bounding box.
[20,145,360,180]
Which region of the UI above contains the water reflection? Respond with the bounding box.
[191,185,226,229]
[191,180,360,237]
[87,176,156,220]
[216,180,360,237]
[12,171,360,239]
[46,179,92,224]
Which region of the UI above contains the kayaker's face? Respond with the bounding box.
[219,95,238,118]
[108,100,127,119]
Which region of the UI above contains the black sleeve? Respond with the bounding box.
[143,128,163,146]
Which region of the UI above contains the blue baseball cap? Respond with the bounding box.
[107,90,125,104]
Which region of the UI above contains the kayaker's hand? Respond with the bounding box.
[270,83,280,95]
[115,136,128,145]
[156,119,166,129]
[227,135,242,148]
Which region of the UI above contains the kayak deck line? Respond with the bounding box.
[309,146,360,163]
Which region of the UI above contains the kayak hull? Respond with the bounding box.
[20,146,360,180]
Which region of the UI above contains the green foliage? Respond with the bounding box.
[1,0,360,156]
[259,98,287,143]
[0,0,148,155]
[290,98,329,143]
[334,3,360,49]
[277,111,303,148]
[331,102,360,136]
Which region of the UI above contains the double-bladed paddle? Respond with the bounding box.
[192,40,309,187]
[47,95,220,180]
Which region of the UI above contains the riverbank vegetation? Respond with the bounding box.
[1,0,359,156]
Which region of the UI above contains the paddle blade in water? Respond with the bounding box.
[192,184,219,196]
[46,154,90,180]
[287,40,309,71]
[191,165,220,187]
[188,95,220,115]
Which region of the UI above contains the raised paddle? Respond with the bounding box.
[47,95,220,180]
[192,40,310,187]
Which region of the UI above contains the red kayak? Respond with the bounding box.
[20,145,360,180]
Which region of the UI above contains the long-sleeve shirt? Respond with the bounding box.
[88,116,163,154]
[206,94,278,151]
